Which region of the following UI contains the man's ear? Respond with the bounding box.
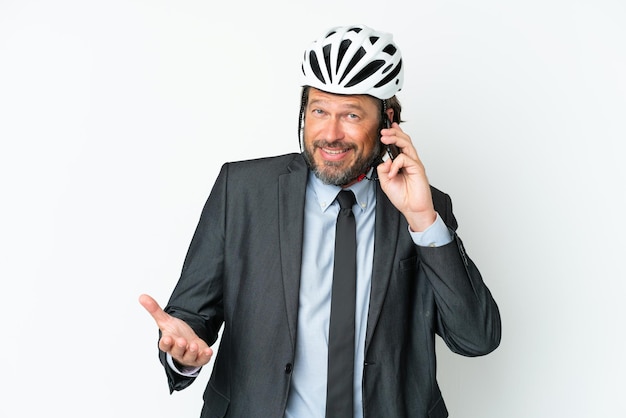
[385,108,394,124]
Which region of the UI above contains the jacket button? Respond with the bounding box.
[284,363,293,374]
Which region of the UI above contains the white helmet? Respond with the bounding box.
[300,25,404,100]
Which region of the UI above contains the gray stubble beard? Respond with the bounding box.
[302,139,382,186]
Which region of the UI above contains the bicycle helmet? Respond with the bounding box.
[301,25,404,100]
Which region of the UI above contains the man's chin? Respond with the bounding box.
[303,151,374,186]
[312,166,357,186]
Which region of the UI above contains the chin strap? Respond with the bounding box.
[356,158,384,182]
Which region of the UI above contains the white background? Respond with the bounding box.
[1,0,625,417]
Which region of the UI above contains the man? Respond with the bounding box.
[140,24,501,418]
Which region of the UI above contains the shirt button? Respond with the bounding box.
[285,363,293,374]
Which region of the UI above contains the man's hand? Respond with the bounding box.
[377,122,437,232]
[139,294,213,368]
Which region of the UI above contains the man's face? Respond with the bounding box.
[302,88,382,187]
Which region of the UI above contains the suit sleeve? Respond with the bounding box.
[419,190,502,356]
[158,163,229,392]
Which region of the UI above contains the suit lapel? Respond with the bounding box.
[365,184,401,351]
[278,155,308,349]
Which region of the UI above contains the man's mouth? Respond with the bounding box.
[319,146,352,161]
[322,147,349,155]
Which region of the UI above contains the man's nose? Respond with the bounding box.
[322,117,345,142]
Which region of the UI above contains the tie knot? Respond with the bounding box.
[336,190,356,210]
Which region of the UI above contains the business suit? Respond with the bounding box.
[160,152,501,418]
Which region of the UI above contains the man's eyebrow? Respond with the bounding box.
[308,99,366,111]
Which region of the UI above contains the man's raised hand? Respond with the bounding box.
[139,294,213,368]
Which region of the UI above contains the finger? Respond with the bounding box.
[199,347,213,362]
[182,342,200,363]
[158,335,176,353]
[181,343,213,367]
[381,123,418,158]
[381,121,402,135]
[138,293,171,325]
[379,151,407,178]
[388,155,405,178]
[376,157,391,174]
[170,337,190,360]
[376,158,397,183]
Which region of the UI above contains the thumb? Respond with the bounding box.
[139,293,170,325]
[376,159,392,183]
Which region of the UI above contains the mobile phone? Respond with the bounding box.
[382,117,400,161]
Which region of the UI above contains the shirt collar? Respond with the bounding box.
[308,168,375,213]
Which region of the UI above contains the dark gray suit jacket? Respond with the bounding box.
[159,153,501,418]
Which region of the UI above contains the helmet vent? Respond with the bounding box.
[322,44,333,83]
[345,60,385,88]
[374,59,402,88]
[383,44,397,55]
[339,46,367,84]
[308,50,326,84]
[337,39,351,70]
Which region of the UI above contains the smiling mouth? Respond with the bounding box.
[319,146,353,163]
[322,147,350,155]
